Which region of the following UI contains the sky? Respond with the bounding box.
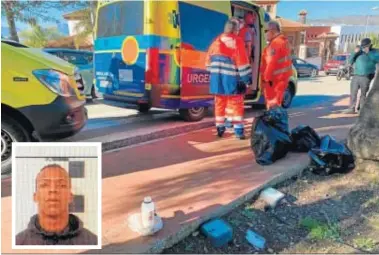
[277,1,379,21]
[2,0,379,36]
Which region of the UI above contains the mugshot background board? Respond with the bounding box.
[12,142,102,249]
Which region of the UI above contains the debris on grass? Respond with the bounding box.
[259,187,286,209]
[245,229,266,250]
[200,219,233,248]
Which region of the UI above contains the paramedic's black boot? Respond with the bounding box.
[216,126,226,138]
[234,128,245,140]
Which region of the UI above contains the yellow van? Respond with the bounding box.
[1,40,88,174]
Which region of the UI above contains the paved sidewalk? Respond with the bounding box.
[1,97,357,254]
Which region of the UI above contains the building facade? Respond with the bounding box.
[254,0,279,19]
[305,26,331,57]
[331,25,379,53]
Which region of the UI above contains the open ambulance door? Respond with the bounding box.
[177,1,231,121]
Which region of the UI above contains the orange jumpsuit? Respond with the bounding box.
[260,34,293,109]
[206,32,252,137]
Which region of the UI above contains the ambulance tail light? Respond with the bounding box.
[145,48,159,85]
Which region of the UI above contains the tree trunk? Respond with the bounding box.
[347,64,379,165]
[3,2,19,42]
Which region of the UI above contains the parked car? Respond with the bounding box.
[1,40,87,174]
[292,57,319,77]
[44,48,98,98]
[324,54,350,76]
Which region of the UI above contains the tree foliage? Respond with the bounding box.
[73,1,98,49]
[1,1,87,42]
[19,25,63,48]
[368,33,379,49]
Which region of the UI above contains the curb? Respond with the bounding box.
[101,120,215,152]
[147,156,308,254]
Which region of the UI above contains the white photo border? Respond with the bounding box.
[11,142,102,250]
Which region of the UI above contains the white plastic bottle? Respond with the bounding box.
[141,196,155,229]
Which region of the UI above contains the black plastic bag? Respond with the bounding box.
[308,135,355,175]
[291,125,321,152]
[251,107,292,165]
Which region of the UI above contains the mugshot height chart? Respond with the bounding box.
[14,145,99,237]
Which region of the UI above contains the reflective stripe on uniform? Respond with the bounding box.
[238,64,250,71]
[215,116,225,122]
[277,56,291,63]
[209,68,238,76]
[210,61,236,69]
[233,116,243,121]
[239,68,252,76]
[273,66,292,75]
[233,123,244,128]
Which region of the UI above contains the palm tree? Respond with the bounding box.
[19,25,63,48]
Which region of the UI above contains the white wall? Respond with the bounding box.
[68,20,83,36]
[14,145,100,237]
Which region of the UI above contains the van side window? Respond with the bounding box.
[178,2,228,52]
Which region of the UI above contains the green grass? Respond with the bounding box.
[364,197,379,210]
[353,238,376,251]
[299,217,341,241]
[241,207,255,220]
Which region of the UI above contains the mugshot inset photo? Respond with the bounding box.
[12,142,102,250]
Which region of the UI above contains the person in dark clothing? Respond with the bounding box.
[16,164,98,245]
[344,38,379,114]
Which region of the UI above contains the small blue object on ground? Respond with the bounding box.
[200,219,233,248]
[245,229,266,250]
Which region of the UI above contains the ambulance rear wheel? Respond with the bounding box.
[137,103,151,113]
[179,107,208,122]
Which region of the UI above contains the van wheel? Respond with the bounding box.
[179,107,208,122]
[282,86,294,109]
[137,103,151,113]
[1,117,31,174]
[91,85,98,99]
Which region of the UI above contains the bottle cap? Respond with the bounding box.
[144,196,152,203]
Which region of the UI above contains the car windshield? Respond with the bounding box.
[332,55,347,61]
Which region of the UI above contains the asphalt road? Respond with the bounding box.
[79,74,352,135]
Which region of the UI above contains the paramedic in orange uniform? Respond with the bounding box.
[206,19,252,139]
[261,20,292,109]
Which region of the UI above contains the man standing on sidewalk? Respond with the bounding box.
[206,19,252,139]
[260,21,292,109]
[344,38,379,114]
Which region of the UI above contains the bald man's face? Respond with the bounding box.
[34,167,73,217]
